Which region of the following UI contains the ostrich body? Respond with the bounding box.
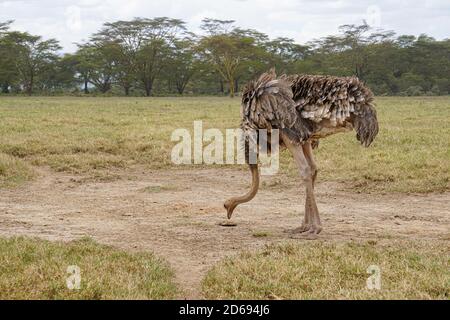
[224,70,379,235]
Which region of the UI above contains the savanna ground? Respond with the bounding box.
[0,96,449,299]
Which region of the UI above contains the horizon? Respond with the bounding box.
[1,0,449,53]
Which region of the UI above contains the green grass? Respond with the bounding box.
[0,237,177,300]
[202,241,450,300]
[0,96,449,192]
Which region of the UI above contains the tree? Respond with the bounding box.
[92,19,146,95]
[4,32,61,95]
[0,21,16,93]
[1,18,448,96]
[48,54,79,92]
[0,20,12,35]
[71,50,92,94]
[266,37,310,74]
[135,17,186,96]
[198,19,265,97]
[75,41,115,94]
[164,37,199,94]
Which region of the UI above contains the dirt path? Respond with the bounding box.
[0,167,449,299]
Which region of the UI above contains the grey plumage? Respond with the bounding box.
[241,70,313,147]
[286,74,378,147]
[240,70,379,148]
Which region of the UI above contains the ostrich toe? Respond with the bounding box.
[286,224,322,235]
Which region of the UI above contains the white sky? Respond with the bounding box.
[1,0,449,52]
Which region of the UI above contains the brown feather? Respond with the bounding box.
[283,74,378,147]
[241,71,379,150]
[241,70,313,145]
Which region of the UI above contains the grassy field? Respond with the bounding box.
[202,241,450,300]
[0,96,449,300]
[0,96,449,192]
[0,237,177,299]
[1,238,448,300]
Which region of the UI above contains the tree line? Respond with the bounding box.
[0,18,449,97]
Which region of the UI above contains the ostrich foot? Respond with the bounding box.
[285,224,322,235]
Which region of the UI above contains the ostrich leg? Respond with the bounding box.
[283,136,322,235]
[303,141,318,188]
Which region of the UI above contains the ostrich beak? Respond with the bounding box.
[224,202,235,219]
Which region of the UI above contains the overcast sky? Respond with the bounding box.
[1,0,449,52]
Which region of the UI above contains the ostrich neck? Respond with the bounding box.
[232,164,260,205]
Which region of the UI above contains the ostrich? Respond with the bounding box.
[224,69,379,235]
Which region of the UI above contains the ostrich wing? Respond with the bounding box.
[286,75,375,126]
[284,74,378,146]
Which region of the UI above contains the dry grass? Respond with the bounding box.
[0,96,449,192]
[0,152,34,187]
[202,241,450,300]
[0,96,448,300]
[252,231,271,238]
[141,184,182,193]
[0,237,177,300]
[308,96,450,193]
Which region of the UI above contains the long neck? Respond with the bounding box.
[233,164,260,205]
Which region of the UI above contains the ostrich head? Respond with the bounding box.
[223,164,260,219]
[224,199,237,219]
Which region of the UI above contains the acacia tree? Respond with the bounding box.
[198,19,264,97]
[71,49,92,94]
[135,17,186,96]
[310,23,395,79]
[75,41,116,94]
[164,37,199,94]
[0,20,15,93]
[5,31,61,95]
[92,19,146,95]
[74,17,186,96]
[0,21,11,33]
[336,23,372,79]
[1,18,449,96]
[266,37,310,74]
[40,53,79,92]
